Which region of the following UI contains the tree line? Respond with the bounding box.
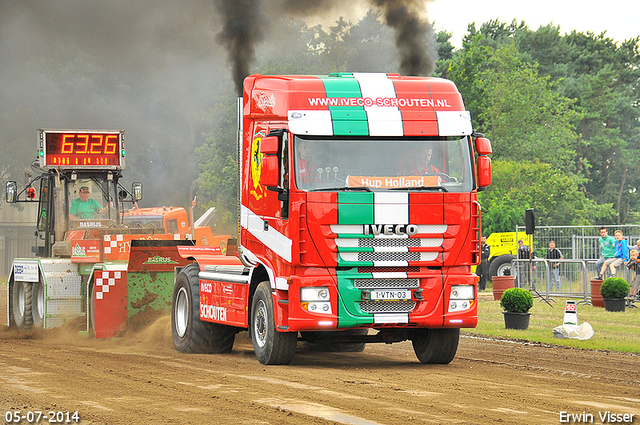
[438,20,640,234]
[198,12,640,234]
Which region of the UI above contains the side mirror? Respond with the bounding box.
[132,182,143,202]
[260,156,280,188]
[259,136,281,189]
[476,156,492,190]
[6,181,17,203]
[475,137,492,155]
[260,136,279,155]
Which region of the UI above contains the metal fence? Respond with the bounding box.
[506,225,640,302]
[511,258,638,303]
[515,225,640,260]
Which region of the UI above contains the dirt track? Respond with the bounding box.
[1,283,639,425]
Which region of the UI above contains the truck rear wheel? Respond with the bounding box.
[251,281,297,365]
[489,254,515,280]
[11,281,34,329]
[171,263,235,354]
[411,328,460,364]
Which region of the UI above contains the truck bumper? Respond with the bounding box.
[284,267,477,332]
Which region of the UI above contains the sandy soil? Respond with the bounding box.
[0,282,638,425]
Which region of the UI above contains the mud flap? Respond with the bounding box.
[92,265,128,338]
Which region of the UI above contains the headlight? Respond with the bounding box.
[450,285,474,300]
[448,285,474,313]
[301,287,330,302]
[301,287,332,315]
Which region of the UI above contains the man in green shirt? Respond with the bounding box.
[596,226,616,280]
[69,186,106,220]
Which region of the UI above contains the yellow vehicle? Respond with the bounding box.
[485,232,533,280]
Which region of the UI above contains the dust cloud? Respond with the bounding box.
[0,1,230,208]
[0,0,439,208]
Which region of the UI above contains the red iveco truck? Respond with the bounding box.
[171,72,492,364]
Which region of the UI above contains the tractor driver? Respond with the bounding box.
[69,186,107,220]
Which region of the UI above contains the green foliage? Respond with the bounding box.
[479,160,615,234]
[438,33,494,129]
[442,21,640,227]
[195,99,239,234]
[600,277,630,299]
[478,44,580,171]
[517,29,640,224]
[500,287,534,313]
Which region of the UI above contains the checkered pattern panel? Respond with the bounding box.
[103,234,124,254]
[95,271,122,300]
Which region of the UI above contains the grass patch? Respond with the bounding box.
[468,290,640,353]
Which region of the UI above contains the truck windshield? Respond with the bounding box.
[293,136,474,193]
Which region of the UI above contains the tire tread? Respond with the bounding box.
[172,263,235,354]
[252,282,296,365]
[411,328,460,364]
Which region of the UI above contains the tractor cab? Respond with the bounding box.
[5,130,142,257]
[9,168,143,258]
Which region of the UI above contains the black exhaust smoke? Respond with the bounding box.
[369,0,437,76]
[214,0,438,93]
[213,0,264,95]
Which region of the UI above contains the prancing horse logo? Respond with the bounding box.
[250,130,267,200]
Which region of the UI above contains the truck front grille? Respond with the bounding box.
[340,252,437,262]
[354,278,420,289]
[331,224,446,266]
[359,301,416,313]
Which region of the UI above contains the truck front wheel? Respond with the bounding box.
[489,254,515,280]
[251,281,297,365]
[411,328,460,364]
[11,281,34,329]
[171,263,235,354]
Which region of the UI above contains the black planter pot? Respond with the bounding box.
[603,298,626,312]
[503,312,531,330]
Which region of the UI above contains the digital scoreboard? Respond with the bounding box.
[38,130,125,170]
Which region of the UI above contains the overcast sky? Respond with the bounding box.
[428,0,640,46]
[1,0,638,209]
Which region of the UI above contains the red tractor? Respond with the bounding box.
[6,129,228,337]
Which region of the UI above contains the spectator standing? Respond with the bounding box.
[596,226,616,280]
[517,239,534,287]
[478,237,490,291]
[626,249,640,299]
[545,240,563,292]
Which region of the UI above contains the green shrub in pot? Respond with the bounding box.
[500,287,534,313]
[600,277,629,299]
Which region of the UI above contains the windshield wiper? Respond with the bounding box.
[309,186,372,192]
[389,186,448,192]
